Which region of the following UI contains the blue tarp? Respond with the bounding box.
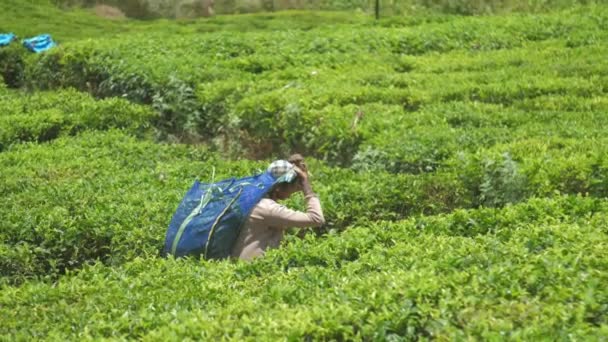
[22,34,56,53]
[0,33,16,47]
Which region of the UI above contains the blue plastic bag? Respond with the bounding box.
[0,33,16,47]
[164,171,281,259]
[22,34,56,53]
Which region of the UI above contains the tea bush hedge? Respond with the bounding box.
[1,195,606,339]
[0,88,154,150]
[357,101,608,174]
[2,130,606,284]
[0,131,459,283]
[7,5,605,163]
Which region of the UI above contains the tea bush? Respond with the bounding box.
[0,88,154,150]
[0,131,462,283]
[12,5,606,161]
[1,195,606,339]
[0,44,27,88]
[2,130,606,284]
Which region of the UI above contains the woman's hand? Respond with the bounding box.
[288,154,308,173]
[293,166,314,197]
[293,166,309,182]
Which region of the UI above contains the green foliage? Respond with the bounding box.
[12,5,607,162]
[52,0,602,16]
[2,4,608,339]
[0,0,137,42]
[478,152,526,207]
[0,89,154,150]
[1,195,607,339]
[410,0,600,15]
[0,0,375,42]
[2,130,607,284]
[0,131,459,283]
[0,44,26,88]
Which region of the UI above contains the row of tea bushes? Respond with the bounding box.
[1,194,606,339]
[355,134,608,208]
[2,5,603,162]
[355,100,608,173]
[2,130,606,284]
[0,88,154,151]
[192,43,607,165]
[0,131,458,284]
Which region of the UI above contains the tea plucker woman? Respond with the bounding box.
[231,155,325,261]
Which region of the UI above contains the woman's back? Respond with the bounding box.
[231,194,324,261]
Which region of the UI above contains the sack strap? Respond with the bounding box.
[170,188,214,256]
[203,186,243,259]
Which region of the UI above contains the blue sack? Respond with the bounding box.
[22,34,56,53]
[0,33,16,47]
[164,171,281,259]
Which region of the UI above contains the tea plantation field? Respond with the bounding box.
[1,0,607,340]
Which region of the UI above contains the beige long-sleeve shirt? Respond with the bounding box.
[231,195,325,261]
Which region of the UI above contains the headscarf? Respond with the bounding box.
[267,160,297,184]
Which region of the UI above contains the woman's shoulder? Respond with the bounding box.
[253,198,286,214]
[257,198,279,208]
[249,198,281,220]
